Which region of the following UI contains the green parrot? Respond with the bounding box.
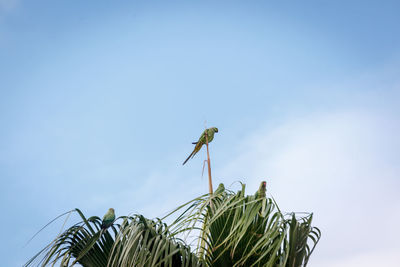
[101,208,115,229]
[254,181,267,199]
[183,127,219,165]
[214,183,225,194]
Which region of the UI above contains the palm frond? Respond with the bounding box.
[283,213,321,267]
[25,209,118,267]
[166,183,288,267]
[108,214,203,267]
[26,182,321,267]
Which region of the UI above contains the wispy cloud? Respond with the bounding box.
[317,247,400,267]
[216,109,400,265]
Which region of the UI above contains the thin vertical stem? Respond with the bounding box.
[204,130,213,195]
[199,127,214,259]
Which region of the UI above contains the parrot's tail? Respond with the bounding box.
[182,151,194,165]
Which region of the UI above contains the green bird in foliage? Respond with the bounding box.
[214,183,225,194]
[101,208,115,229]
[183,127,219,165]
[255,181,267,199]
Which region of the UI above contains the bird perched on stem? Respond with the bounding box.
[183,127,218,165]
[101,208,115,229]
[255,181,267,199]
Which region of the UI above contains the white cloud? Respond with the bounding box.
[314,247,400,267]
[216,109,400,265]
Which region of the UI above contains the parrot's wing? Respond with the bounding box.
[103,210,115,221]
[102,213,115,229]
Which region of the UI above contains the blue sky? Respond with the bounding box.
[1,0,400,266]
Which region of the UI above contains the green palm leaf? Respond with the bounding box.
[26,182,321,267]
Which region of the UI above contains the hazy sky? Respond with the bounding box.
[1,1,399,266]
